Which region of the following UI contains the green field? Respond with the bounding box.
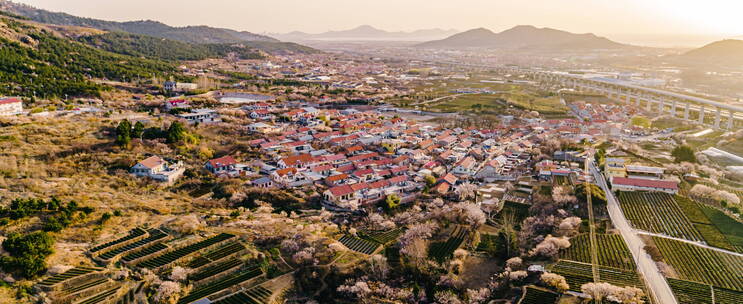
[428,94,507,113]
[518,286,559,304]
[652,237,743,291]
[548,260,645,293]
[617,192,703,242]
[560,234,635,270]
[698,204,743,252]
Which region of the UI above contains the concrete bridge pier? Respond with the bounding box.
[698,105,705,124]
[657,98,664,113]
[684,103,691,120]
[728,111,735,130]
[645,97,652,112]
[714,107,721,129]
[671,100,677,117]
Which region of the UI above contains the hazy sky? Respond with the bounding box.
[13,0,743,43]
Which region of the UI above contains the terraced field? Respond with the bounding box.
[77,286,121,304]
[213,286,273,304]
[177,266,263,304]
[338,234,380,255]
[189,259,244,282]
[98,229,168,260]
[617,191,703,241]
[362,229,402,245]
[560,234,635,270]
[89,228,146,253]
[137,233,235,269]
[38,267,101,287]
[428,226,468,263]
[187,242,246,269]
[653,237,743,291]
[121,243,167,262]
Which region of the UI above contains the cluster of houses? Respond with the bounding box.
[604,158,678,194]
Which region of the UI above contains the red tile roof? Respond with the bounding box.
[0,98,21,105]
[207,156,237,168]
[138,156,165,169]
[328,185,354,197]
[612,177,678,190]
[280,153,315,166]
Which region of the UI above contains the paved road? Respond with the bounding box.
[590,163,678,304]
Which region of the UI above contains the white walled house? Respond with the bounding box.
[0,98,23,116]
[130,156,185,183]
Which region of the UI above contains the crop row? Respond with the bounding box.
[189,259,243,282]
[177,266,263,304]
[668,278,743,304]
[653,237,743,291]
[187,242,246,269]
[338,234,380,255]
[428,226,468,263]
[560,234,636,270]
[39,267,101,286]
[89,228,146,253]
[362,229,402,244]
[618,191,703,241]
[518,286,559,304]
[549,260,643,292]
[99,229,168,260]
[121,243,167,262]
[63,278,108,294]
[115,281,143,304]
[137,233,235,269]
[213,286,272,304]
[78,286,121,304]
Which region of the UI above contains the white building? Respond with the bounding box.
[0,98,23,116]
[130,156,185,183]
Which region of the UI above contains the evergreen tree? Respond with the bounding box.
[167,121,186,144]
[115,119,132,147]
[132,121,145,139]
[671,145,697,163]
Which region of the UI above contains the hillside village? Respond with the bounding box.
[0,2,743,304]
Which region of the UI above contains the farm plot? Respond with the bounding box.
[617,192,703,241]
[668,278,712,304]
[361,229,402,245]
[137,233,235,269]
[668,278,743,304]
[549,260,644,293]
[554,175,571,186]
[98,229,168,260]
[560,234,635,270]
[89,228,146,253]
[77,286,121,304]
[116,281,143,304]
[518,285,559,304]
[177,266,263,304]
[38,267,101,287]
[189,259,244,282]
[121,243,167,262]
[187,242,246,269]
[652,237,743,291]
[428,226,468,263]
[338,234,380,255]
[213,286,273,304]
[699,204,743,252]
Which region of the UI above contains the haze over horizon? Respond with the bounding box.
[9,0,743,47]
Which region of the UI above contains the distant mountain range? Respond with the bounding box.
[681,39,743,66]
[0,1,275,44]
[272,25,460,42]
[417,25,630,50]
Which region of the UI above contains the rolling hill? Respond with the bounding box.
[418,25,629,50]
[273,25,459,42]
[0,1,274,43]
[0,0,317,54]
[0,15,179,98]
[681,39,743,66]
